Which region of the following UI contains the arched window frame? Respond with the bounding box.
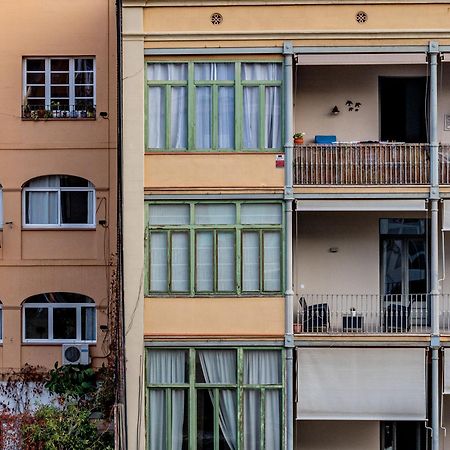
[22,293,96,344]
[22,175,96,228]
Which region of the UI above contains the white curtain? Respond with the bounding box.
[150,233,168,291]
[81,306,96,341]
[263,232,281,291]
[148,87,165,148]
[243,86,259,149]
[218,87,234,148]
[242,232,260,291]
[171,232,189,292]
[149,204,190,226]
[199,350,237,450]
[27,176,59,224]
[241,204,282,225]
[244,350,281,450]
[148,350,186,450]
[196,86,211,148]
[265,86,281,149]
[195,204,235,225]
[170,86,187,149]
[217,232,235,292]
[196,231,214,291]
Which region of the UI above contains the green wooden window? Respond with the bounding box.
[145,202,284,295]
[146,347,285,450]
[146,62,283,151]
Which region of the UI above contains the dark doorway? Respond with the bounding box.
[379,77,427,143]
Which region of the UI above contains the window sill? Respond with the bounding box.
[22,226,96,230]
[22,341,96,345]
[21,118,96,122]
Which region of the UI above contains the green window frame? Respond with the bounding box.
[145,201,285,296]
[146,61,283,152]
[146,347,285,450]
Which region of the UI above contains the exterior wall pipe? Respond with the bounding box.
[283,41,294,450]
[429,40,440,450]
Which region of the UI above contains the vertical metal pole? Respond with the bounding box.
[283,41,294,450]
[429,40,440,450]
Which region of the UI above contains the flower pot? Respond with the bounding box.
[293,323,302,333]
[294,137,304,145]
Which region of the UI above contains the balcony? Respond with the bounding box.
[22,104,96,120]
[293,143,450,186]
[295,293,450,335]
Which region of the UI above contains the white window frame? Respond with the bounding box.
[22,302,96,344]
[23,57,96,114]
[22,180,96,229]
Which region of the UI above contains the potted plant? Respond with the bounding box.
[293,132,305,145]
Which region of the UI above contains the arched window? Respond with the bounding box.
[23,175,95,227]
[23,292,96,343]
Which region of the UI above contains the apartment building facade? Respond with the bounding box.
[122,1,450,449]
[0,0,117,391]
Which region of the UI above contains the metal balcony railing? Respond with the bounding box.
[22,104,96,120]
[293,143,430,185]
[295,294,434,334]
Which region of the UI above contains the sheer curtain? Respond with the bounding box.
[150,233,168,291]
[148,350,186,450]
[199,350,237,450]
[244,350,281,450]
[27,176,59,224]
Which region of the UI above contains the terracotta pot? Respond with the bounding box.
[293,323,302,333]
[294,137,304,145]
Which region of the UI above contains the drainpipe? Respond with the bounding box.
[429,40,440,450]
[283,41,294,450]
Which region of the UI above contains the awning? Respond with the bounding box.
[444,348,450,394]
[297,348,426,420]
[296,199,427,212]
[443,200,450,231]
[296,53,427,66]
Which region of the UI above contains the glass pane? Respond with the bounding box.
[50,59,69,71]
[27,59,45,71]
[218,233,235,292]
[218,87,235,149]
[265,86,281,149]
[149,389,188,450]
[75,86,94,97]
[25,308,49,339]
[241,204,282,225]
[382,239,403,295]
[26,191,58,225]
[74,58,94,71]
[196,350,237,383]
[380,219,426,235]
[60,176,90,187]
[75,72,94,84]
[51,86,69,97]
[149,204,190,225]
[81,307,96,341]
[408,239,427,294]
[27,73,45,84]
[147,63,188,81]
[27,86,46,98]
[147,350,188,383]
[244,389,261,450]
[242,232,260,291]
[61,191,89,224]
[241,63,282,81]
[171,232,189,292]
[265,390,281,450]
[196,232,214,292]
[150,233,168,292]
[53,308,77,340]
[148,86,166,149]
[244,350,281,384]
[263,232,281,291]
[196,87,212,149]
[197,389,215,450]
[243,86,259,148]
[195,204,235,225]
[51,73,69,84]
[170,87,187,149]
[194,63,235,81]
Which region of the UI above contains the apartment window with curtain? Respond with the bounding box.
[147,62,282,151]
[145,202,283,295]
[22,292,96,343]
[23,175,95,228]
[146,347,284,450]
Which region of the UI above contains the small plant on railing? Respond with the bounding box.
[22,103,96,120]
[293,132,305,145]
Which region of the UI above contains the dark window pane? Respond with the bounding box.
[61,191,89,224]
[25,308,48,339]
[380,219,426,235]
[60,176,89,187]
[53,308,77,339]
[75,99,95,111]
[51,73,69,84]
[27,86,45,98]
[27,59,45,71]
[81,307,96,341]
[51,59,69,71]
[26,99,46,108]
[197,389,215,450]
[51,86,69,97]
[75,86,94,97]
[27,73,45,84]
[75,72,94,84]
[75,59,94,71]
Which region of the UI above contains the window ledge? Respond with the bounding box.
[22,226,96,231]
[21,118,96,122]
[22,341,96,345]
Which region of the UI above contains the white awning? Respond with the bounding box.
[443,200,450,231]
[296,53,427,66]
[296,199,426,212]
[444,348,450,394]
[297,348,426,420]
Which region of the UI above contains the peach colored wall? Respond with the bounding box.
[0,0,117,371]
[144,297,285,337]
[144,153,284,191]
[296,420,380,450]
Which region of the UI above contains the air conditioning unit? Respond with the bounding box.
[62,344,90,365]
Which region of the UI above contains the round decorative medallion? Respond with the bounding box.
[356,11,368,23]
[211,13,223,25]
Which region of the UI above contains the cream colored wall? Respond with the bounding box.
[295,64,450,144]
[296,420,380,450]
[144,297,284,337]
[0,0,117,371]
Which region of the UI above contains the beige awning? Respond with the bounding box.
[296,53,427,66]
[296,199,427,212]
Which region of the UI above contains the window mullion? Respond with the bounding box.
[235,63,242,152]
[188,62,195,150]
[259,85,265,150]
[260,230,264,292]
[76,306,81,341]
[236,204,242,294]
[214,230,218,293]
[58,189,62,226]
[237,348,243,450]
[168,231,172,293]
[166,388,172,450]
[214,388,220,450]
[45,59,51,108]
[260,388,266,450]
[212,84,218,150]
[48,306,53,340]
